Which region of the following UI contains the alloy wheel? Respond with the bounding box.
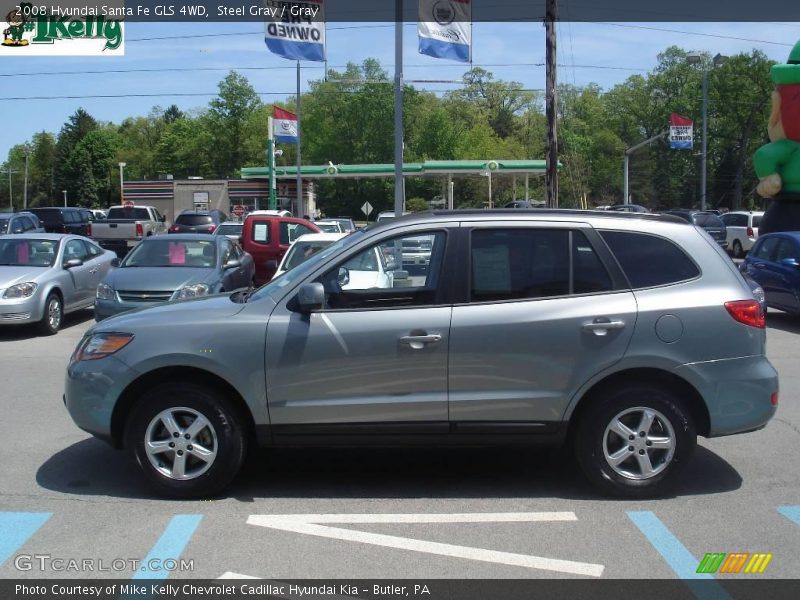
[144,407,218,480]
[602,406,676,480]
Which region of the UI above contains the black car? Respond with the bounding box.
[27,207,92,236]
[661,210,728,249]
[169,210,229,234]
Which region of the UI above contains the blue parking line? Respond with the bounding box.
[131,514,202,581]
[777,506,800,527]
[627,511,732,600]
[0,512,52,566]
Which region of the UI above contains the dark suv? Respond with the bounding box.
[661,210,728,249]
[27,207,92,236]
[169,210,229,234]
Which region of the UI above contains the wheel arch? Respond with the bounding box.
[110,366,256,449]
[566,368,710,440]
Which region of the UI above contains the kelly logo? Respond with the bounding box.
[1,3,124,56]
[696,552,773,574]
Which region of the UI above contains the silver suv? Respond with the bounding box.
[64,210,778,498]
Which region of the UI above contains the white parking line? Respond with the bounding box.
[247,512,603,577]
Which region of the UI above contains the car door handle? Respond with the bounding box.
[399,334,442,349]
[582,319,626,336]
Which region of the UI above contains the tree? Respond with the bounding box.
[163,104,185,124]
[54,108,97,198]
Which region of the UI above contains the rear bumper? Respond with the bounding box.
[674,355,778,437]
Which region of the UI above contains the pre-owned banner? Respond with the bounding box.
[418,0,471,63]
[264,0,326,62]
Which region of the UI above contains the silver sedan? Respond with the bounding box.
[0,234,116,334]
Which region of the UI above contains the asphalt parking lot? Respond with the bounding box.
[0,309,798,586]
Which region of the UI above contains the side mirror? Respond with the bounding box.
[224,258,241,270]
[780,257,800,269]
[337,267,350,287]
[296,282,325,313]
[110,257,120,268]
[64,258,83,269]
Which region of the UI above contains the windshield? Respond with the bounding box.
[283,239,337,271]
[0,238,59,267]
[216,224,242,236]
[122,239,216,268]
[176,214,213,226]
[249,230,365,302]
[316,223,342,233]
[0,219,8,234]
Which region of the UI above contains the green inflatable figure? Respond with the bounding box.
[754,40,800,233]
[2,7,29,47]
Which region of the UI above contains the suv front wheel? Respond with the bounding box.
[125,382,247,498]
[574,384,696,498]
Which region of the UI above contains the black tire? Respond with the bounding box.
[574,384,696,498]
[38,292,63,335]
[124,382,247,498]
[732,240,744,259]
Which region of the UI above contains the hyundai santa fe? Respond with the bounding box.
[64,210,778,498]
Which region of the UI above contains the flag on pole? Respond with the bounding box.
[418,0,472,63]
[669,113,694,149]
[273,107,298,144]
[264,0,326,62]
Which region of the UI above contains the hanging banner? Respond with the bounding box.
[273,106,298,144]
[669,113,694,149]
[418,0,472,63]
[264,0,326,62]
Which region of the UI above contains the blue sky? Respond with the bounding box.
[1,21,800,163]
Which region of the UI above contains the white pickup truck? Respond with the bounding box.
[92,205,168,256]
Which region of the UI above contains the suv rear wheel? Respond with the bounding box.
[574,384,696,498]
[124,382,246,498]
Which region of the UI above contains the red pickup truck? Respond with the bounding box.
[241,212,320,284]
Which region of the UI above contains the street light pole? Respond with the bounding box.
[118,162,126,205]
[700,69,708,211]
[23,147,29,210]
[62,190,67,208]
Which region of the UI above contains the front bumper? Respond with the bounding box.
[65,353,139,446]
[674,355,778,437]
[0,295,41,325]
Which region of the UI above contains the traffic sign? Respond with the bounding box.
[361,201,373,216]
[232,205,245,217]
[123,200,134,208]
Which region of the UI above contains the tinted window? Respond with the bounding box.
[573,231,613,294]
[752,216,762,228]
[107,207,153,220]
[64,239,88,262]
[693,213,724,227]
[0,219,8,234]
[775,239,799,262]
[722,214,747,227]
[63,211,77,224]
[216,224,243,237]
[471,229,569,302]
[665,211,692,223]
[600,231,700,288]
[176,214,213,226]
[20,217,35,231]
[752,237,779,261]
[29,209,62,223]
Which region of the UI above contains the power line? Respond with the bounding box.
[593,22,796,47]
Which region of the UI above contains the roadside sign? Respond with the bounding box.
[232,205,245,217]
[361,201,373,217]
[123,200,134,208]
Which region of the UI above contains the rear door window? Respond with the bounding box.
[752,237,779,261]
[600,231,700,288]
[280,222,315,245]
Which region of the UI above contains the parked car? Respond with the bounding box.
[328,217,357,233]
[0,234,115,334]
[721,211,764,258]
[0,212,45,235]
[64,210,777,499]
[606,204,650,213]
[213,222,244,241]
[241,213,320,284]
[740,232,800,315]
[275,232,394,289]
[375,210,410,223]
[169,210,228,234]
[661,210,728,249]
[27,207,92,236]
[95,234,255,321]
[91,205,168,257]
[314,220,345,233]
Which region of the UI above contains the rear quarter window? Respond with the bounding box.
[599,230,700,288]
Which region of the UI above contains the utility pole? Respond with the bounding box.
[267,116,276,210]
[296,60,303,217]
[23,147,30,210]
[393,0,404,217]
[2,167,18,211]
[545,0,558,208]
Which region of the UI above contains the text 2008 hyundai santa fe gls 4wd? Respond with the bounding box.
[64,210,778,498]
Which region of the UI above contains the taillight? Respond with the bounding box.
[724,300,765,328]
[170,224,179,232]
[746,226,754,238]
[86,223,92,236]
[771,392,779,406]
[135,223,143,237]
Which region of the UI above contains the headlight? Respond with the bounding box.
[96,283,115,300]
[70,333,134,363]
[175,283,210,300]
[3,282,37,299]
